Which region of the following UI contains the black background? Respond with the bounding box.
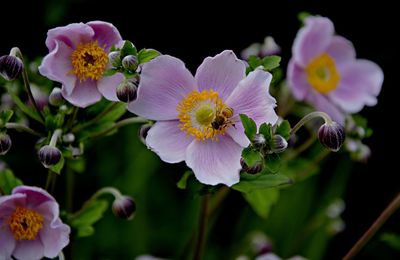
[1,0,398,258]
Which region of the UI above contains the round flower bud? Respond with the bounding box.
[0,133,12,155]
[318,122,345,152]
[112,195,136,220]
[122,55,138,72]
[116,80,138,103]
[240,158,264,174]
[138,124,152,144]
[271,135,288,153]
[0,55,23,81]
[38,145,62,168]
[108,51,121,67]
[49,87,64,106]
[62,133,75,143]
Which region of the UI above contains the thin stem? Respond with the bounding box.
[208,186,230,217]
[193,194,210,260]
[343,193,400,260]
[66,107,79,130]
[5,122,42,137]
[88,117,148,140]
[50,129,62,147]
[45,170,53,191]
[90,186,122,200]
[72,102,119,133]
[290,111,333,137]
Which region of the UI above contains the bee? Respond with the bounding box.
[211,107,235,131]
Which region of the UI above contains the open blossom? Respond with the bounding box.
[287,16,383,124]
[39,21,124,107]
[0,186,70,260]
[128,50,278,186]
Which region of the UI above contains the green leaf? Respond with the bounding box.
[0,169,23,195]
[276,120,291,140]
[99,103,127,123]
[69,199,109,238]
[103,68,118,77]
[120,40,137,57]
[232,173,292,193]
[138,49,160,64]
[259,123,273,142]
[6,86,43,123]
[242,147,263,167]
[298,12,312,23]
[45,113,65,131]
[240,114,257,141]
[381,233,400,251]
[0,110,14,123]
[243,188,279,218]
[177,171,193,189]
[50,155,65,174]
[262,55,281,71]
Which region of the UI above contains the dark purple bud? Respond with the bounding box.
[271,135,288,153]
[240,158,263,174]
[0,55,23,80]
[112,195,136,220]
[38,145,62,168]
[49,87,64,106]
[0,133,12,155]
[318,122,345,152]
[116,80,137,103]
[108,51,121,67]
[138,124,152,144]
[122,55,138,71]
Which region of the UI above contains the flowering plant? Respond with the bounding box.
[0,11,391,260]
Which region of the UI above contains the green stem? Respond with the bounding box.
[290,111,333,137]
[5,122,42,136]
[66,107,79,130]
[72,102,119,133]
[45,170,57,193]
[88,117,148,140]
[50,129,62,147]
[193,194,210,260]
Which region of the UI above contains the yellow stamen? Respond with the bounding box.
[8,207,44,241]
[71,41,108,81]
[305,53,340,94]
[177,90,234,141]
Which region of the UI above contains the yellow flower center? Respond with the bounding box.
[177,90,234,141]
[8,207,44,241]
[305,53,340,94]
[71,41,108,81]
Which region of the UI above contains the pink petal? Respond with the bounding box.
[0,226,16,260]
[13,239,44,260]
[38,40,76,95]
[128,55,197,120]
[185,135,242,186]
[45,22,94,51]
[293,17,334,66]
[195,50,246,100]
[0,193,26,216]
[12,186,55,208]
[226,69,278,147]
[87,21,123,50]
[97,72,125,101]
[287,58,310,100]
[61,79,102,108]
[146,120,194,163]
[326,36,356,66]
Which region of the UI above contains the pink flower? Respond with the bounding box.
[287,16,383,124]
[128,50,278,186]
[39,21,124,107]
[0,186,70,260]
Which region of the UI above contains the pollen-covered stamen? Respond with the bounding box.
[177,90,234,141]
[71,41,108,81]
[8,207,44,240]
[305,53,340,94]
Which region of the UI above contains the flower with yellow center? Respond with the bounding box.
[305,53,340,94]
[71,42,108,81]
[8,207,44,241]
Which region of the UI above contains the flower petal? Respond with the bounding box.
[12,186,54,208]
[293,17,334,66]
[87,21,123,50]
[185,135,242,186]
[13,239,44,260]
[195,50,246,100]
[38,40,76,95]
[287,58,310,100]
[0,193,26,216]
[0,226,16,260]
[306,91,345,125]
[61,79,102,108]
[330,59,383,113]
[226,69,278,147]
[146,120,193,163]
[326,36,356,66]
[45,22,94,51]
[97,72,125,101]
[128,55,197,120]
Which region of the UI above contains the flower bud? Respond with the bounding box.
[122,55,138,72]
[38,145,62,168]
[108,51,121,67]
[0,133,12,155]
[112,195,136,220]
[240,158,264,174]
[116,80,137,103]
[62,133,75,143]
[0,55,23,80]
[49,87,64,106]
[138,124,152,144]
[271,135,288,153]
[318,122,345,152]
[252,133,266,148]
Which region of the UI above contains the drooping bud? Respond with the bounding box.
[49,87,64,106]
[271,135,288,153]
[108,51,121,67]
[0,133,12,155]
[138,124,152,144]
[318,122,345,152]
[116,80,138,103]
[240,158,264,174]
[0,55,23,81]
[112,195,136,220]
[38,145,62,168]
[122,55,138,72]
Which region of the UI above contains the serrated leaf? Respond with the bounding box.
[138,49,160,64]
[69,199,108,238]
[50,155,64,174]
[259,123,273,142]
[0,169,23,194]
[177,171,193,189]
[242,147,263,167]
[262,55,281,71]
[103,68,118,77]
[120,40,137,57]
[243,188,279,218]
[240,114,257,141]
[248,56,262,69]
[232,173,292,193]
[276,120,291,140]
